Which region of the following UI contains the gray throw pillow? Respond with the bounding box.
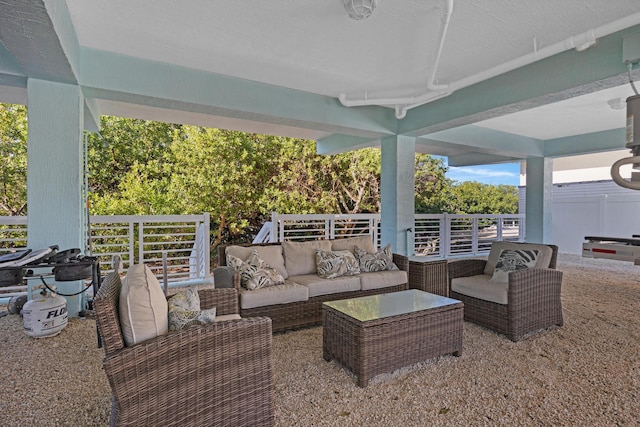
[354,243,399,272]
[315,249,360,279]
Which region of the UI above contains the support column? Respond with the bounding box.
[525,157,553,244]
[27,79,85,317]
[380,135,415,255]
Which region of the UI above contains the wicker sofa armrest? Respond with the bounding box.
[104,317,273,427]
[392,253,409,272]
[198,287,239,316]
[447,258,487,280]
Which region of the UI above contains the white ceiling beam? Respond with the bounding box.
[420,125,544,158]
[398,24,640,138]
[447,153,523,167]
[316,135,379,155]
[543,128,628,157]
[79,48,397,139]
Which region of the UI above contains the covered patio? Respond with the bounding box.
[1,253,638,425]
[1,2,640,309]
[2,3,640,425]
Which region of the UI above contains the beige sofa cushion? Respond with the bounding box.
[283,240,332,276]
[119,264,168,346]
[451,274,508,304]
[484,242,553,276]
[239,282,308,309]
[288,274,361,297]
[226,244,288,279]
[331,235,375,255]
[359,270,407,291]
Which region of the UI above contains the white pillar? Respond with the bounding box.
[380,135,415,255]
[27,79,86,317]
[525,157,553,244]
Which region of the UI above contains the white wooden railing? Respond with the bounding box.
[0,214,211,285]
[1,211,523,291]
[266,212,525,258]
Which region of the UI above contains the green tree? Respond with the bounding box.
[449,181,519,214]
[168,127,280,247]
[263,142,382,214]
[414,154,453,213]
[0,103,28,215]
[87,116,181,197]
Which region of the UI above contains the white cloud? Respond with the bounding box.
[449,167,517,178]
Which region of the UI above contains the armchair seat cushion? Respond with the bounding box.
[239,282,308,309]
[451,274,508,304]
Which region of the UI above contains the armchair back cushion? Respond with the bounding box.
[484,242,554,276]
[119,264,168,346]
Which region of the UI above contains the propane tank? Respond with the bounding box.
[22,287,68,338]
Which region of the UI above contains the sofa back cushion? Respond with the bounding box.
[226,244,288,279]
[283,240,332,276]
[331,235,376,255]
[484,242,554,276]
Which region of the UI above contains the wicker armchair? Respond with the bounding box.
[94,272,274,427]
[448,243,563,342]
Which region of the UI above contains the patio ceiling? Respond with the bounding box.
[1,0,640,167]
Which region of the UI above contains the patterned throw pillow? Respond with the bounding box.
[168,286,200,311]
[227,249,285,290]
[354,244,399,272]
[315,249,360,279]
[167,287,217,331]
[490,249,540,283]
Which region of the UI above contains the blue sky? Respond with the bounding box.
[444,161,521,186]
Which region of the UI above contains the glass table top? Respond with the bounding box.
[323,289,461,322]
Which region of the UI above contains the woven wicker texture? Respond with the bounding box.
[94,272,275,427]
[405,258,449,296]
[448,243,563,342]
[323,292,463,387]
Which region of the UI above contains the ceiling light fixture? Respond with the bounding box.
[342,0,377,20]
[606,98,625,110]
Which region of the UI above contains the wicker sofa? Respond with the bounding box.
[94,271,274,427]
[214,236,410,332]
[448,241,563,342]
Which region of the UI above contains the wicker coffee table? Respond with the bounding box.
[322,289,463,387]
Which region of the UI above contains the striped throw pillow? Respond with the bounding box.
[490,249,540,283]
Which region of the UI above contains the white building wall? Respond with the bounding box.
[519,150,640,254]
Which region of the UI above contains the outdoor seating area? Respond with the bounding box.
[0,253,638,426]
[3,2,640,426]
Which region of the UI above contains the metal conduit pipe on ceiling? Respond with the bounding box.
[338,4,640,119]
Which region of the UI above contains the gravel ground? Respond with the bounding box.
[1,253,639,426]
